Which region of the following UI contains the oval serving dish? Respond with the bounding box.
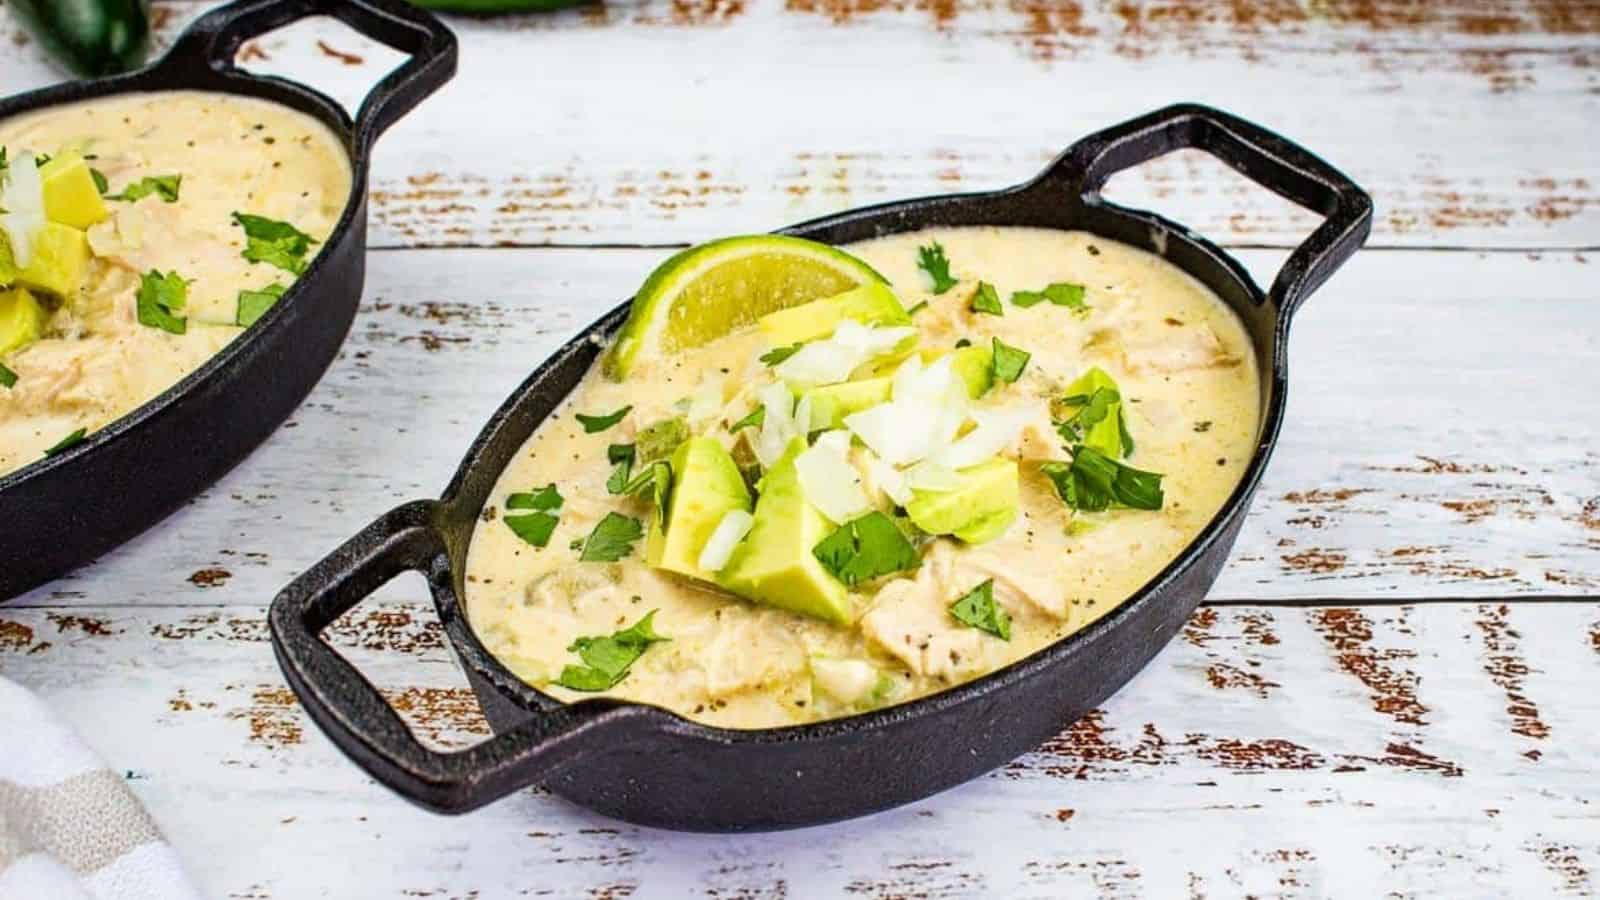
[0,0,456,600]
[270,104,1372,831]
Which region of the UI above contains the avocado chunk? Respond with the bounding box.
[0,286,49,356]
[0,231,17,287]
[948,344,994,398]
[645,437,751,582]
[905,457,1019,545]
[39,154,109,230]
[16,222,90,299]
[1057,366,1128,459]
[802,376,892,430]
[758,281,910,346]
[717,437,852,625]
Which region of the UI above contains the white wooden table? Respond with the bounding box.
[4,1,1599,896]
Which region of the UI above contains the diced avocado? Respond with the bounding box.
[0,231,16,287]
[0,286,49,356]
[758,281,910,346]
[39,154,109,230]
[635,416,689,466]
[802,376,892,430]
[17,223,90,299]
[717,437,852,625]
[905,457,1019,545]
[948,345,994,398]
[645,437,751,582]
[1058,366,1125,459]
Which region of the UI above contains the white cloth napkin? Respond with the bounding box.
[0,677,202,900]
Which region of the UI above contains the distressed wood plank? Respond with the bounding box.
[13,246,1597,608]
[2,601,1597,897]
[2,2,1597,249]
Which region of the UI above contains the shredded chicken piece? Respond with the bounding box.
[699,608,807,698]
[1122,324,1241,374]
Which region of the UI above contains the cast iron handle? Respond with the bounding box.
[268,501,660,813]
[1045,103,1372,317]
[160,0,457,151]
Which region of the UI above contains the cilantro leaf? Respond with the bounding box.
[507,484,563,512]
[949,579,1011,640]
[906,300,929,316]
[503,484,564,547]
[236,283,287,327]
[43,427,86,457]
[578,512,645,562]
[575,405,630,433]
[605,444,636,495]
[504,512,559,547]
[1011,282,1088,314]
[1040,445,1164,513]
[729,406,765,433]
[991,337,1030,383]
[1054,368,1132,459]
[622,460,673,525]
[232,212,317,276]
[760,344,802,367]
[969,281,1003,316]
[89,168,109,195]
[554,610,669,692]
[954,338,972,348]
[107,174,182,203]
[917,241,958,294]
[135,270,188,335]
[0,362,15,389]
[812,511,921,587]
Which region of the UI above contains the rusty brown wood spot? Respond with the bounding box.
[236,41,269,63]
[228,685,304,749]
[1280,548,1347,574]
[188,567,232,588]
[382,687,491,748]
[0,620,36,651]
[315,39,364,65]
[45,613,115,636]
[1313,608,1427,726]
[1281,488,1371,505]
[1531,842,1596,893]
[1475,604,1551,740]
[1204,662,1279,698]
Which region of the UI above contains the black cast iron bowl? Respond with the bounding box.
[0,0,455,600]
[270,104,1372,831]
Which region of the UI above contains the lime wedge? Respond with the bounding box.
[604,235,887,379]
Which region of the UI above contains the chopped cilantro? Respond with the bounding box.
[729,406,765,433]
[507,484,563,511]
[43,428,86,457]
[1054,368,1132,458]
[949,579,1011,640]
[236,283,287,327]
[232,212,317,276]
[991,337,1030,383]
[504,484,563,547]
[760,343,802,367]
[554,610,669,692]
[621,460,673,525]
[135,270,188,335]
[969,281,1003,316]
[575,405,630,433]
[578,512,645,562]
[107,174,181,203]
[812,511,921,587]
[1040,445,1164,513]
[954,338,972,349]
[89,168,109,195]
[0,362,15,389]
[917,241,958,294]
[1011,282,1088,314]
[906,300,929,316]
[605,444,636,495]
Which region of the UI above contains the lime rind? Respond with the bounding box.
[605,235,887,380]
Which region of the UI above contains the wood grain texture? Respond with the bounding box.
[2,1,1598,250]
[2,600,1597,897]
[12,246,1596,609]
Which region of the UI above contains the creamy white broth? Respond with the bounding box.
[465,226,1259,729]
[0,91,350,474]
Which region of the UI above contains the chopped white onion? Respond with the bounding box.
[867,454,913,506]
[754,381,798,468]
[931,404,1036,470]
[793,393,814,437]
[810,656,880,704]
[906,460,961,491]
[0,151,46,268]
[795,429,870,523]
[774,322,917,389]
[686,373,727,428]
[697,509,755,572]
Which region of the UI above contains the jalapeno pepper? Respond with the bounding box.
[8,0,152,78]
